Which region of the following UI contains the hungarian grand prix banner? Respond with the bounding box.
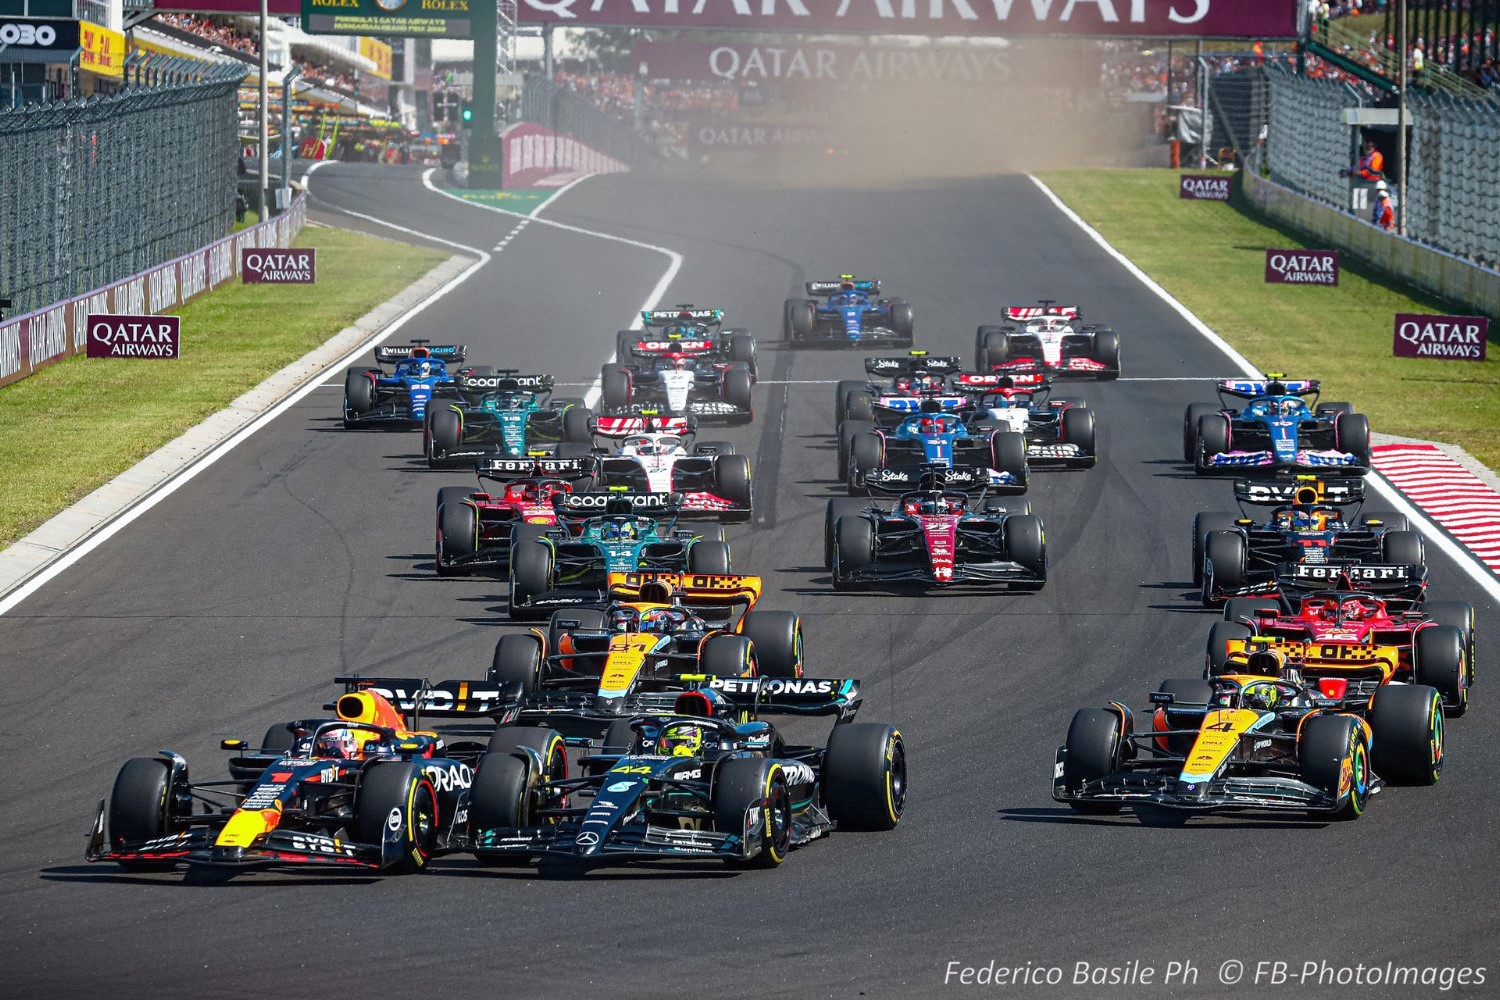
[522,0,1298,38]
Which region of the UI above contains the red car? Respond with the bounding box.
[434,457,591,576]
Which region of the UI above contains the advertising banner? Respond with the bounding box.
[1179,173,1230,200]
[86,315,181,359]
[1264,249,1339,286]
[359,36,392,79]
[634,38,1010,85]
[521,0,1299,39]
[0,16,81,59]
[302,0,470,37]
[242,248,317,284]
[687,121,837,150]
[500,122,629,190]
[78,21,124,79]
[1392,314,1488,361]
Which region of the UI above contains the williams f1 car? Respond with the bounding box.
[784,275,914,347]
[975,303,1119,380]
[424,372,592,468]
[342,341,473,427]
[1185,376,1371,476]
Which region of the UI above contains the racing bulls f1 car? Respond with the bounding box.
[617,305,758,380]
[342,341,473,427]
[975,303,1120,380]
[424,372,592,468]
[583,415,752,521]
[1185,376,1371,476]
[434,456,593,576]
[1052,649,1445,821]
[784,276,914,347]
[844,410,1029,496]
[86,681,490,874]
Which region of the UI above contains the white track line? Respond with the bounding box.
[1029,173,1500,603]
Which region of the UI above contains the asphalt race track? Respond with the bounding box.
[2,162,1494,999]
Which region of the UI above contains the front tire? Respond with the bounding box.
[1061,710,1122,813]
[739,610,803,678]
[507,542,554,621]
[108,758,176,866]
[714,759,792,868]
[356,762,438,873]
[1298,716,1370,821]
[823,723,905,830]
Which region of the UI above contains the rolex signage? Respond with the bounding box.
[301,0,469,38]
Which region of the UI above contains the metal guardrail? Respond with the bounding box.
[0,60,248,318]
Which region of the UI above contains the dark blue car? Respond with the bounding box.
[342,341,474,428]
[784,275,914,347]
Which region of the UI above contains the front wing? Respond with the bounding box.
[1050,750,1366,815]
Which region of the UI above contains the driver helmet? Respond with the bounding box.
[601,520,639,542]
[1278,509,1328,531]
[609,606,640,632]
[1240,680,1282,712]
[1244,649,1287,679]
[313,726,362,759]
[637,607,682,632]
[1340,597,1378,622]
[839,279,856,291]
[665,323,688,339]
[632,439,659,456]
[914,374,945,394]
[658,721,704,758]
[666,353,691,370]
[416,361,432,379]
[918,415,941,434]
[1279,399,1302,417]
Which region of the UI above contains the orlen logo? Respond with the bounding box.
[0,22,57,46]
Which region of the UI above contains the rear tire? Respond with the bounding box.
[1206,621,1252,676]
[701,634,755,678]
[1414,625,1467,717]
[977,327,1008,370]
[601,367,631,411]
[1222,596,1277,626]
[688,539,732,575]
[844,391,875,423]
[727,331,758,378]
[562,405,592,444]
[507,542,554,621]
[1381,529,1425,567]
[824,724,906,830]
[834,380,868,425]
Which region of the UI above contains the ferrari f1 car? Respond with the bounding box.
[583,415,752,522]
[828,468,1046,590]
[424,372,592,468]
[844,409,1029,496]
[974,302,1120,380]
[434,456,593,577]
[86,680,492,874]
[784,275,914,347]
[616,305,758,380]
[1185,376,1371,476]
[342,341,473,427]
[469,679,905,868]
[507,491,731,619]
[1208,588,1476,717]
[1052,648,1445,821]
[1195,478,1425,605]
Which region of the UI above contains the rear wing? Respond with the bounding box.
[375,343,466,364]
[1277,563,1427,594]
[456,372,553,394]
[864,354,962,377]
[1006,305,1078,320]
[1234,478,1364,507]
[477,456,590,481]
[808,278,879,296]
[606,571,761,611]
[556,491,679,516]
[641,307,723,327]
[624,338,716,355]
[701,676,862,721]
[953,372,1048,392]
[1217,376,1320,399]
[331,676,518,721]
[863,463,993,494]
[591,414,695,438]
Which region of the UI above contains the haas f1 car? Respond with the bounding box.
[342,341,473,427]
[784,276,914,347]
[975,303,1120,380]
[583,415,752,522]
[424,372,592,468]
[1185,376,1371,476]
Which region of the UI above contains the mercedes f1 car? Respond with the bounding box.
[974,303,1120,380]
[844,409,1028,496]
[342,341,473,427]
[1195,478,1425,605]
[424,372,592,468]
[784,275,914,347]
[1185,376,1371,476]
[1052,649,1445,820]
[617,305,758,380]
[583,415,752,522]
[434,456,594,577]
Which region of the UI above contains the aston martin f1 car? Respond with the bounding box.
[342,341,473,427]
[974,303,1120,380]
[469,681,905,868]
[1052,650,1445,821]
[1208,589,1476,717]
[583,415,752,522]
[1194,478,1426,605]
[1185,376,1371,476]
[784,275,914,347]
[434,456,594,577]
[507,492,730,619]
[844,410,1028,496]
[424,372,592,467]
[86,681,492,874]
[617,305,758,380]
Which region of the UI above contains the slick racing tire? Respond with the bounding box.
[824,723,906,831]
[888,299,915,342]
[1205,621,1252,676]
[1201,530,1246,605]
[602,718,639,756]
[615,329,638,364]
[723,364,754,418]
[688,539,732,575]
[490,633,543,694]
[832,515,875,591]
[1061,710,1123,813]
[601,366,631,411]
[1182,404,1217,463]
[727,331,758,379]
[1381,529,1425,568]
[1298,715,1370,821]
[547,608,607,666]
[1155,679,1214,756]
[976,326,1007,370]
[1423,601,1476,685]
[469,753,529,863]
[507,541,554,621]
[1194,413,1230,475]
[562,404,592,444]
[834,380,868,425]
[510,522,549,552]
[1369,684,1444,786]
[487,726,567,789]
[785,299,815,342]
[1414,625,1467,717]
[740,610,804,678]
[825,498,870,569]
[356,761,438,873]
[1061,406,1096,458]
[713,455,753,522]
[437,497,478,577]
[849,433,884,493]
[1191,512,1237,588]
[694,523,727,544]
[837,420,874,480]
[1335,412,1372,469]
[1004,514,1046,591]
[1221,597,1278,627]
[1092,329,1121,379]
[990,431,1029,489]
[843,391,876,423]
[343,368,375,419]
[109,758,178,867]
[702,634,756,679]
[714,758,792,869]
[427,408,462,466]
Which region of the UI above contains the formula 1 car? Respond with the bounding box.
[434,456,594,577]
[833,353,965,425]
[1208,589,1476,717]
[618,305,758,380]
[424,372,592,468]
[784,275,914,347]
[1052,649,1446,820]
[584,415,752,522]
[974,303,1119,380]
[828,469,1046,590]
[1185,376,1371,476]
[342,341,473,427]
[469,681,905,868]
[507,491,731,619]
[844,409,1029,496]
[950,372,1098,469]
[86,680,491,874]
[1194,478,1425,605]
[600,353,753,424]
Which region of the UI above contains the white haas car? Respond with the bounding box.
[974,302,1120,380]
[585,414,752,523]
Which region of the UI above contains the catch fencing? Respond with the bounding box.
[0,60,248,320]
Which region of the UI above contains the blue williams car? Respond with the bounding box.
[845,409,1028,496]
[342,341,475,428]
[1186,376,1371,477]
[784,275,914,347]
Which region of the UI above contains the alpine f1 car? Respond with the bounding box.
[828,468,1046,590]
[583,415,752,522]
[617,305,758,380]
[434,456,594,577]
[1208,589,1476,717]
[1185,376,1371,476]
[1052,649,1446,820]
[784,275,914,347]
[507,491,731,619]
[469,680,905,868]
[1194,478,1425,605]
[424,372,592,468]
[86,681,493,874]
[342,341,474,428]
[844,409,1028,496]
[974,303,1119,380]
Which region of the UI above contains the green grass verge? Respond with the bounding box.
[0,225,448,546]
[450,189,557,215]
[1036,168,1500,471]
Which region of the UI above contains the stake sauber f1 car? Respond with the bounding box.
[1185,376,1371,476]
[784,275,914,347]
[974,302,1120,380]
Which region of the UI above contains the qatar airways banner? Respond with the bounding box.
[636,39,1011,84]
[524,0,1298,39]
[1393,313,1488,362]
